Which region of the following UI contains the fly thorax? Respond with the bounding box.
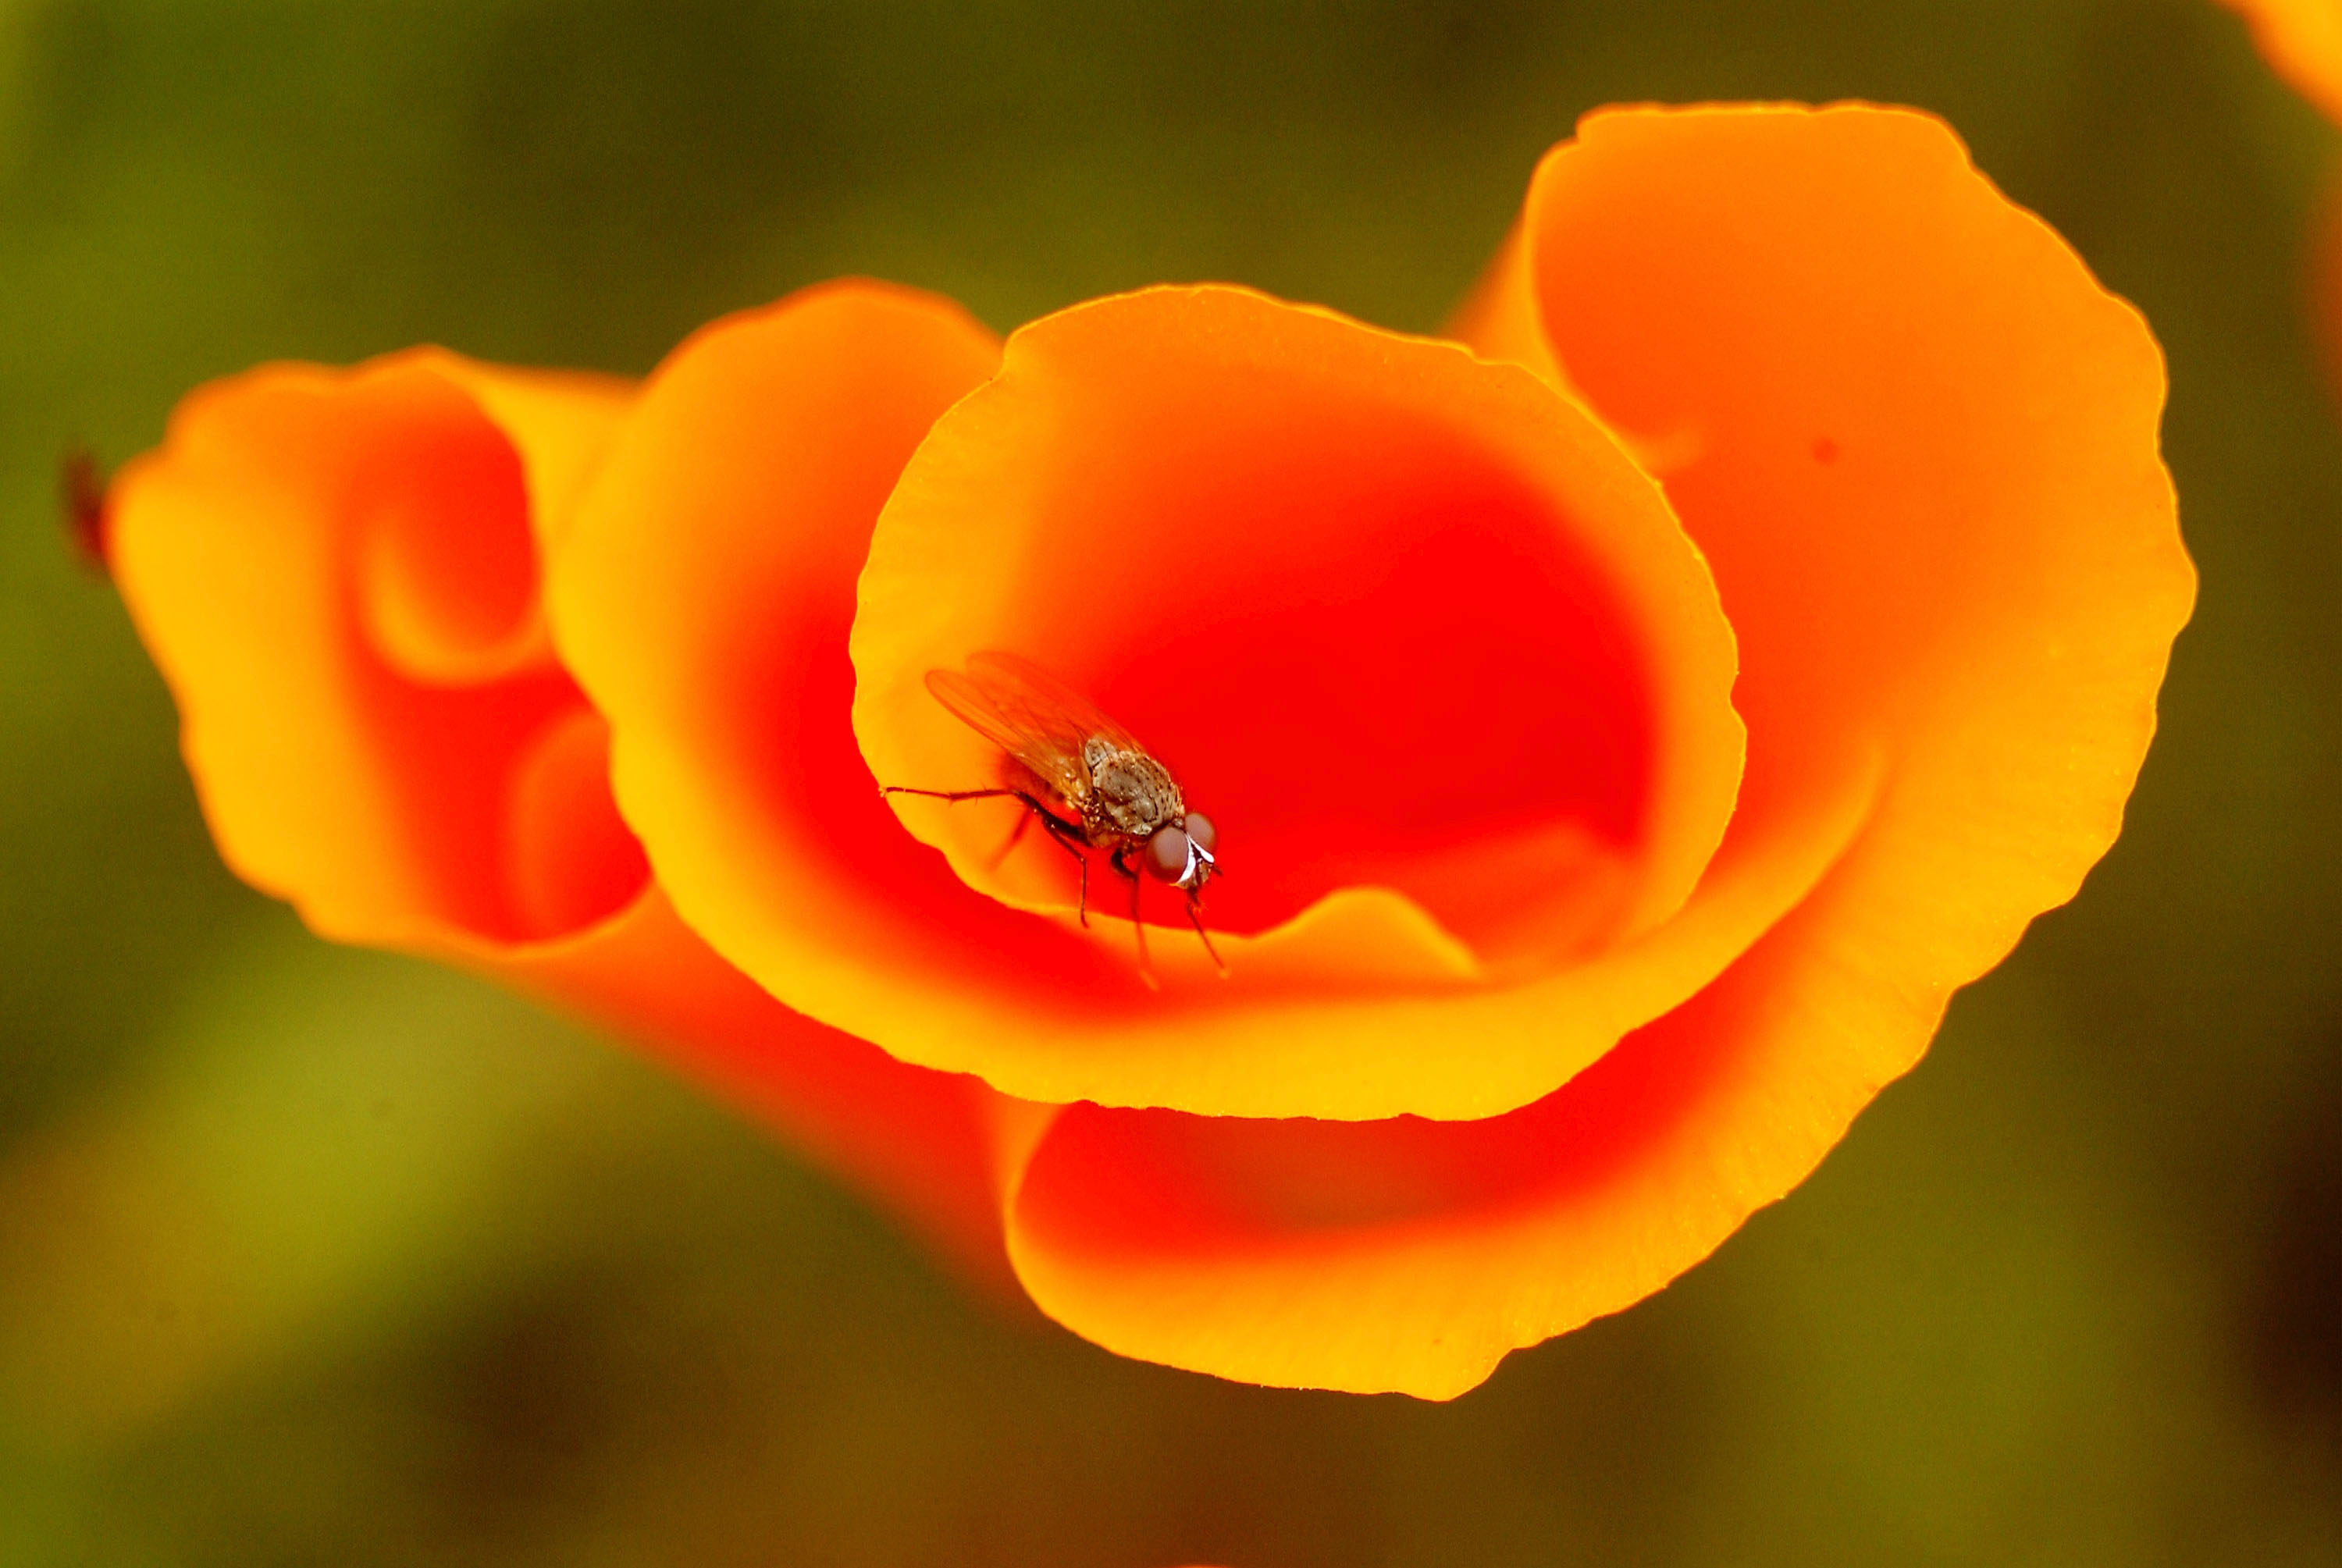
[1085,739,1180,835]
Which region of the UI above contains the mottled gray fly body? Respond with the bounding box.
[881,650,1223,983]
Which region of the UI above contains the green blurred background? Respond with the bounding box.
[4,2,2340,1563]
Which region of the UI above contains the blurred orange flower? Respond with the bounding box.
[107,319,1015,1289]
[2218,0,2342,124]
[2217,0,2342,402]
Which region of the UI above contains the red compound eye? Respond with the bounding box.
[1144,823,1191,882]
[1182,812,1216,857]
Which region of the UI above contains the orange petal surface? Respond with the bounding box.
[110,344,1010,1285]
[579,276,1803,1119]
[997,103,2193,1396]
[842,284,1767,1118]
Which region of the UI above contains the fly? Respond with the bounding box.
[880,650,1224,985]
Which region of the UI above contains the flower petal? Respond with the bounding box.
[1457,102,2192,1044]
[111,347,1011,1284]
[616,280,1777,1121]
[115,352,625,940]
[997,102,2193,1397]
[1000,862,1947,1399]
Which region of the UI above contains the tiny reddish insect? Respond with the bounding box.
[881,650,1224,984]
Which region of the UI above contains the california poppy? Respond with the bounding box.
[550,104,2191,1395]
[119,104,2190,1399]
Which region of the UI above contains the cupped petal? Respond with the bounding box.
[114,351,631,940]
[859,286,1743,962]
[1002,852,1955,1398]
[999,101,2192,1396]
[110,347,1010,1284]
[629,279,1771,1123]
[1456,102,2191,1072]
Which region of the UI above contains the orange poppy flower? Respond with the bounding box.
[549,103,2191,1397]
[105,303,1016,1288]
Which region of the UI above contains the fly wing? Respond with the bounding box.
[924,652,1134,809]
[965,651,1144,749]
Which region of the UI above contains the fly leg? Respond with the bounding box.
[1037,810,1091,925]
[1109,846,1155,990]
[880,784,1091,922]
[1185,888,1228,977]
[879,784,1038,806]
[984,803,1034,869]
